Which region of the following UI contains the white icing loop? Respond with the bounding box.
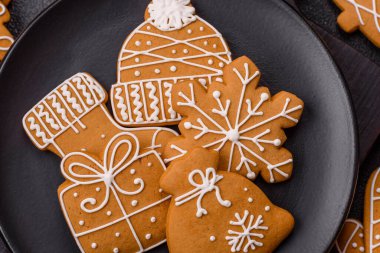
[148,0,196,31]
[61,133,145,213]
[175,167,231,217]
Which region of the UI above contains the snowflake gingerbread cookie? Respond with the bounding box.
[333,0,380,47]
[163,56,304,183]
[23,73,178,158]
[160,148,295,253]
[110,0,231,126]
[335,219,365,253]
[0,0,13,60]
[59,132,170,253]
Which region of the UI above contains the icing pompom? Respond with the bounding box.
[148,0,196,31]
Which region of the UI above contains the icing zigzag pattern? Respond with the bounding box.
[37,105,60,130]
[61,84,83,113]
[146,82,160,121]
[114,87,129,121]
[131,84,144,123]
[164,82,177,120]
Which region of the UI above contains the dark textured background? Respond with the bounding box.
[0,0,379,252]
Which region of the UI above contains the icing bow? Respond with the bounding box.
[175,167,231,217]
[61,133,145,213]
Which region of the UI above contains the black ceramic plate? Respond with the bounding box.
[0,0,358,252]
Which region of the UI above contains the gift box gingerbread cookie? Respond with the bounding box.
[160,148,294,253]
[111,0,232,127]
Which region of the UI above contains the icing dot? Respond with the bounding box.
[151,217,157,223]
[146,41,152,46]
[135,41,141,46]
[148,162,152,167]
[81,148,87,152]
[154,68,161,74]
[130,169,136,175]
[134,71,141,77]
[113,248,119,253]
[73,192,78,198]
[131,200,138,207]
[352,243,357,248]
[216,77,223,82]
[187,29,192,34]
[248,197,253,203]
[213,91,221,99]
[208,59,214,65]
[359,233,364,238]
[91,243,97,249]
[107,211,112,216]
[210,236,216,242]
[376,234,380,240]
[101,134,106,139]
[261,93,269,100]
[377,188,380,193]
[170,66,177,72]
[244,188,248,192]
[213,44,217,49]
[135,58,140,63]
[200,26,205,31]
[145,234,152,240]
[96,187,101,192]
[274,139,282,146]
[247,172,256,179]
[184,122,192,129]
[79,220,84,226]
[360,247,365,252]
[204,41,208,46]
[159,188,163,193]
[115,232,121,237]
[183,49,189,54]
[147,26,151,30]
[265,206,271,212]
[219,62,225,68]
[172,49,177,54]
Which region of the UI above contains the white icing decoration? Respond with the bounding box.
[113,248,119,253]
[73,76,95,106]
[154,68,161,74]
[248,197,253,203]
[344,0,380,32]
[146,82,160,122]
[79,220,84,226]
[135,41,141,46]
[130,84,144,123]
[226,210,268,252]
[101,134,106,139]
[145,234,152,240]
[204,41,208,46]
[213,44,217,48]
[81,148,87,152]
[208,59,214,65]
[352,243,358,248]
[335,219,364,253]
[107,211,112,216]
[0,4,13,52]
[151,217,157,223]
[96,187,101,192]
[115,232,121,237]
[130,169,136,175]
[359,233,364,238]
[369,169,380,252]
[135,71,141,77]
[183,49,189,54]
[148,162,153,167]
[91,243,97,249]
[170,66,177,72]
[37,105,60,130]
[163,82,177,120]
[74,192,78,198]
[61,84,83,113]
[244,188,248,192]
[147,41,152,46]
[159,188,163,193]
[264,206,270,212]
[167,62,303,182]
[360,247,365,252]
[200,26,205,31]
[132,200,138,206]
[175,167,231,217]
[210,236,216,242]
[115,88,129,121]
[135,58,140,63]
[148,0,196,31]
[172,49,177,54]
[187,29,192,34]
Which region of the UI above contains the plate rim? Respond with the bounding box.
[0,0,359,252]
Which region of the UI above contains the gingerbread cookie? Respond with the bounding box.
[59,132,170,253]
[160,148,294,253]
[336,219,365,253]
[22,73,178,158]
[163,56,304,183]
[333,0,380,47]
[0,0,13,60]
[364,167,380,253]
[111,0,231,127]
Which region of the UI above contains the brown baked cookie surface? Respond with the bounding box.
[333,0,380,47]
[335,219,365,253]
[0,0,13,60]
[111,0,231,127]
[160,148,294,253]
[364,167,380,253]
[59,132,170,253]
[163,56,304,183]
[22,73,178,158]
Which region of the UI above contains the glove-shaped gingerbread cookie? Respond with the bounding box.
[164,56,304,183]
[23,73,177,158]
[59,132,170,253]
[111,0,231,126]
[160,148,294,253]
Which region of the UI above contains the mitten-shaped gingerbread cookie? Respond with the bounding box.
[111,0,232,127]
[0,1,13,60]
[161,148,294,253]
[23,73,177,158]
[59,132,170,253]
[164,56,304,183]
[333,0,380,47]
[335,219,365,253]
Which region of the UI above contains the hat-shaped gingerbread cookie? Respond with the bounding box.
[111,0,232,126]
[59,132,171,253]
[161,148,294,253]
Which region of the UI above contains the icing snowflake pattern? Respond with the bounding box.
[148,0,196,31]
[226,210,268,252]
[164,56,304,183]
